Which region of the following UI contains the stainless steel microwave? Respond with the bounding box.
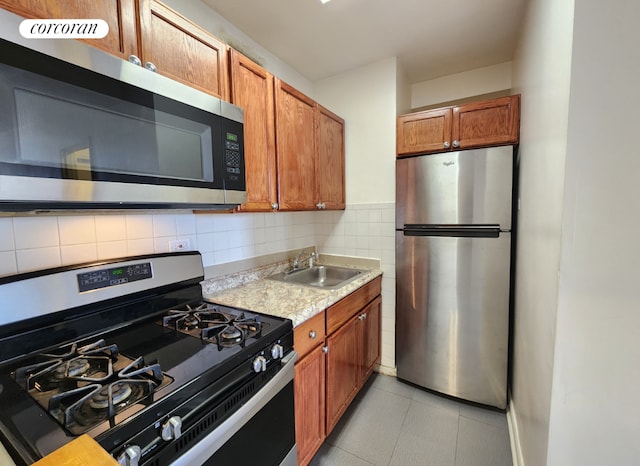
[0,9,245,211]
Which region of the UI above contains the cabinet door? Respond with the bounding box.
[397,107,452,156]
[295,345,326,466]
[0,0,138,59]
[230,50,277,212]
[138,0,229,100]
[274,78,317,210]
[452,95,520,149]
[325,315,359,435]
[317,105,345,210]
[359,296,382,385]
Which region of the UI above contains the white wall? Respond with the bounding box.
[411,62,513,109]
[313,57,397,205]
[508,0,574,464]
[313,58,400,371]
[546,0,640,464]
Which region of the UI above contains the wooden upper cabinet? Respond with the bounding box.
[397,107,452,156]
[138,0,229,100]
[397,94,520,157]
[274,78,318,211]
[453,95,520,149]
[316,105,345,210]
[0,0,138,59]
[230,49,277,212]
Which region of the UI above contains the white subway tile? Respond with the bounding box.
[153,214,177,238]
[126,238,154,256]
[95,215,127,242]
[126,215,153,240]
[0,218,15,251]
[211,232,229,252]
[368,209,383,223]
[153,237,174,254]
[13,217,59,249]
[60,243,98,265]
[176,214,197,236]
[97,241,128,260]
[201,251,215,267]
[16,247,61,273]
[0,251,17,277]
[195,215,215,234]
[58,216,96,246]
[197,233,216,253]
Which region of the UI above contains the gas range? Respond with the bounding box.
[0,252,296,466]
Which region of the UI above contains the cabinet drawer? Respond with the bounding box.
[326,276,382,335]
[294,311,326,360]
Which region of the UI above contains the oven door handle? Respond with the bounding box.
[169,350,298,466]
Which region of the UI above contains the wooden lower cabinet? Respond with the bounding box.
[358,296,382,386]
[294,344,326,466]
[325,314,360,434]
[294,277,382,466]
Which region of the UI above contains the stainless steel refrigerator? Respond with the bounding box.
[395,145,514,409]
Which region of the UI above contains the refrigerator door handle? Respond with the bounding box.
[402,224,501,238]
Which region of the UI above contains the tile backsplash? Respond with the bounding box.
[0,202,396,370]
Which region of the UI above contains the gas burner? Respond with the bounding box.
[162,304,264,348]
[88,381,134,410]
[12,339,171,436]
[55,358,90,379]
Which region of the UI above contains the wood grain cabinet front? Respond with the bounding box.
[294,277,382,466]
[0,0,229,100]
[397,95,520,157]
[229,49,278,212]
[137,0,229,100]
[0,0,138,59]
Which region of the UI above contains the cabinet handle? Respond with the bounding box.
[322,346,329,354]
[309,330,317,339]
[144,62,157,73]
[322,203,326,209]
[316,202,323,209]
[452,140,460,148]
[271,202,279,210]
[358,313,367,320]
[443,141,450,149]
[128,55,142,66]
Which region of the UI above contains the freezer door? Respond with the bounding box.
[396,146,514,229]
[395,231,510,408]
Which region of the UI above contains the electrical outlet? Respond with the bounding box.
[169,239,191,252]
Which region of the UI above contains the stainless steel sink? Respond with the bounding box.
[268,265,365,289]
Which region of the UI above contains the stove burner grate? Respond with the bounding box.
[163,303,263,349]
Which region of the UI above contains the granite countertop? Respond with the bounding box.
[201,256,383,327]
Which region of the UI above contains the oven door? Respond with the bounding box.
[172,351,298,466]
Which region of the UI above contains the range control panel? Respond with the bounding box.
[77,262,153,292]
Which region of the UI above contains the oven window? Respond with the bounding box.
[204,381,295,466]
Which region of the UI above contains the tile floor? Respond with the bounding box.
[310,373,513,466]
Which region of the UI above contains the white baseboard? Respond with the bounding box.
[507,392,525,466]
[375,364,397,377]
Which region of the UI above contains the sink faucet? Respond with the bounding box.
[292,251,316,270]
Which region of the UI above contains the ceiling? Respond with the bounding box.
[202,0,528,84]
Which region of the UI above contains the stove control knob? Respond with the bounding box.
[270,343,284,359]
[161,415,183,441]
[117,445,141,466]
[252,355,267,373]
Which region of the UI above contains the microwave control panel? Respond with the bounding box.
[222,118,245,191]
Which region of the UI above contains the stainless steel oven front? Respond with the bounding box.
[170,351,298,466]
